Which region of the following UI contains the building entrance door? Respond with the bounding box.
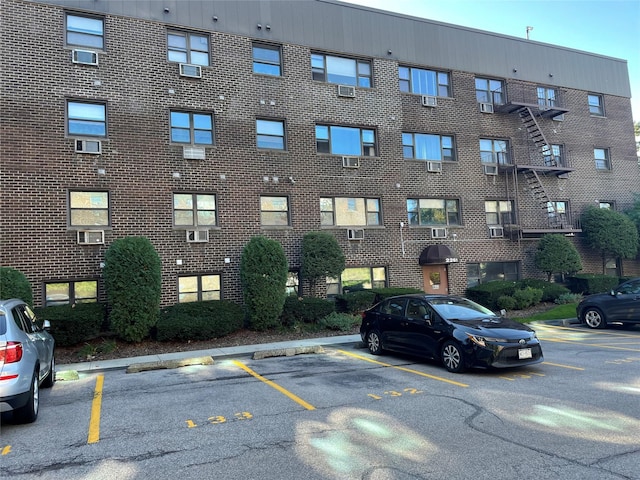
[422,264,449,294]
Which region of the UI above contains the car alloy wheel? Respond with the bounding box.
[441,341,465,373]
[367,330,383,355]
[583,308,605,329]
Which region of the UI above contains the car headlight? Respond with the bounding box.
[466,333,507,347]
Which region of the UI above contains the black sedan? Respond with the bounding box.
[577,277,640,329]
[360,294,543,373]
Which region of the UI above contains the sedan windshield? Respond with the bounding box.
[430,298,495,320]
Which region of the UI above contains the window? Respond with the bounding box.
[44,280,98,306]
[326,267,386,296]
[253,44,282,76]
[67,101,106,137]
[316,125,376,156]
[256,119,285,150]
[588,94,604,116]
[599,201,615,210]
[407,199,460,226]
[167,31,209,66]
[475,78,504,104]
[69,191,109,226]
[178,274,220,302]
[399,66,450,97]
[485,200,514,225]
[604,258,620,277]
[547,200,568,224]
[311,53,371,87]
[594,148,611,170]
[479,139,510,164]
[173,193,216,227]
[260,196,290,226]
[537,86,557,108]
[402,133,454,161]
[542,144,564,167]
[286,271,300,296]
[66,13,104,49]
[466,262,519,287]
[170,111,213,145]
[320,197,381,226]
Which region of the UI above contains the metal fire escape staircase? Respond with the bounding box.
[517,106,560,226]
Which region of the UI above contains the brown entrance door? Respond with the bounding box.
[422,265,449,294]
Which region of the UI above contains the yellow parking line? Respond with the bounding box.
[542,338,640,352]
[88,374,104,444]
[2,445,11,455]
[232,360,315,411]
[542,362,585,370]
[336,350,468,388]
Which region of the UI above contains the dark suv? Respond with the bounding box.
[577,278,640,329]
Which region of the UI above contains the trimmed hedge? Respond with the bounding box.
[156,300,244,342]
[335,287,424,314]
[280,296,335,326]
[0,267,33,306]
[466,281,517,310]
[566,274,621,295]
[33,303,106,347]
[515,279,570,302]
[319,312,360,331]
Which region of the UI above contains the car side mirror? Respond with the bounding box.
[43,320,51,330]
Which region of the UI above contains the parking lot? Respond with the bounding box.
[1,323,639,480]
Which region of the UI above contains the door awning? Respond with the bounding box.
[418,244,459,265]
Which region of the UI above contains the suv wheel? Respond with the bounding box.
[366,330,384,355]
[583,307,606,329]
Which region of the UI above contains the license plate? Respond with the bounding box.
[518,348,532,359]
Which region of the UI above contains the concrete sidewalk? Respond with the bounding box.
[57,334,363,374]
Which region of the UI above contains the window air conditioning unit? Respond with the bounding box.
[489,226,504,238]
[431,227,448,239]
[72,49,98,66]
[75,139,102,154]
[426,161,442,172]
[183,146,206,160]
[421,95,437,107]
[479,102,494,113]
[347,228,365,241]
[179,63,202,78]
[77,230,104,245]
[483,164,498,176]
[552,113,565,121]
[186,229,209,243]
[342,156,360,168]
[337,85,356,98]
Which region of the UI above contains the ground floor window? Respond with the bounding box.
[466,262,519,287]
[604,258,620,277]
[286,271,300,296]
[178,274,221,303]
[44,280,98,306]
[327,266,386,296]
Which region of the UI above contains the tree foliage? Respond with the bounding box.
[301,231,345,297]
[104,237,162,342]
[240,236,288,330]
[581,206,639,272]
[624,193,640,237]
[534,234,582,281]
[0,267,33,306]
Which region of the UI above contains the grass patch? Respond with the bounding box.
[518,303,578,323]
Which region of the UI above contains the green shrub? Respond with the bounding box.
[280,296,335,326]
[515,279,570,302]
[33,303,106,347]
[156,300,244,342]
[0,267,33,306]
[335,290,378,313]
[554,293,583,305]
[319,312,360,331]
[240,236,288,331]
[496,295,517,311]
[567,274,620,295]
[104,237,162,342]
[371,287,424,302]
[466,281,517,310]
[512,287,543,310]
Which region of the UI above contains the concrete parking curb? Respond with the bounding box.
[252,345,325,360]
[126,356,214,373]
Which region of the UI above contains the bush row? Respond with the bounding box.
[565,274,624,295]
[466,279,570,311]
[34,303,106,347]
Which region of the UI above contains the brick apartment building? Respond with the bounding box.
[1,0,638,307]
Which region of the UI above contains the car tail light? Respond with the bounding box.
[0,341,23,364]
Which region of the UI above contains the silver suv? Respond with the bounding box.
[0,299,55,423]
